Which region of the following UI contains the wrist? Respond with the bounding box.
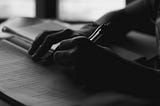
[74,22,99,37]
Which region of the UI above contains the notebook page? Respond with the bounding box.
[0,40,86,106]
[2,18,67,40]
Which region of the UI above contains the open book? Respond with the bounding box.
[0,18,86,106]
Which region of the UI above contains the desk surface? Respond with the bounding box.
[0,17,87,106]
[0,36,86,106]
[0,17,158,105]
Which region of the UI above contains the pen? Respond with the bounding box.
[2,26,23,38]
[88,22,110,42]
[2,26,32,44]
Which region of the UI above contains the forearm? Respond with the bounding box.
[93,45,160,98]
[73,9,129,45]
[75,0,155,44]
[74,9,132,45]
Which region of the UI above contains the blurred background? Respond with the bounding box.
[0,0,134,22]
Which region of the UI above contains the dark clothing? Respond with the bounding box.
[80,0,160,42]
[76,0,160,101]
[85,0,160,42]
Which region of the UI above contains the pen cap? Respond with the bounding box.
[100,22,111,34]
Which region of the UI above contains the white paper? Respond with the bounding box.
[3,18,67,40]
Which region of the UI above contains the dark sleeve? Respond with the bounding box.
[147,0,160,21]
[123,0,158,34]
[77,0,157,45]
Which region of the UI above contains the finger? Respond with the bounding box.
[55,38,75,51]
[55,36,88,51]
[32,29,73,61]
[53,48,76,66]
[28,30,62,55]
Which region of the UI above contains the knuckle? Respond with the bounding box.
[61,29,74,38]
[61,38,72,45]
[73,36,89,45]
[60,29,73,38]
[45,39,53,46]
[46,34,55,42]
[46,35,54,40]
[64,29,73,34]
[42,30,53,35]
[35,31,48,40]
[35,34,41,40]
[39,31,49,36]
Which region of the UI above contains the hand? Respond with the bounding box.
[28,29,108,85]
[53,36,101,67]
[28,29,74,61]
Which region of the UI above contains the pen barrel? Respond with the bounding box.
[89,23,109,43]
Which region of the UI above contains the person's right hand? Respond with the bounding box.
[28,29,76,62]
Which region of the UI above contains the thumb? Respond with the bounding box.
[55,36,88,51]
